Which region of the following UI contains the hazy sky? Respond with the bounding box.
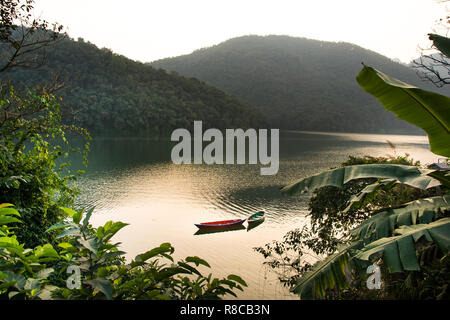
[34,0,447,63]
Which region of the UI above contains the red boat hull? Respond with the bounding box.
[195,219,246,230]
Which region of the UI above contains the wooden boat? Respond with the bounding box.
[248,211,265,224]
[194,218,246,230]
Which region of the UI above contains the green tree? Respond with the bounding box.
[0,0,89,246]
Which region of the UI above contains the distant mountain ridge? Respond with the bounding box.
[152,35,450,134]
[1,37,267,136]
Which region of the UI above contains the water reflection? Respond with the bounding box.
[72,130,436,299]
[247,219,265,232]
[194,224,246,235]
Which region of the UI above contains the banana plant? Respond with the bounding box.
[351,195,450,243]
[356,65,450,158]
[292,214,450,299]
[281,163,441,196]
[284,34,450,298]
[355,218,450,273]
[292,241,365,299]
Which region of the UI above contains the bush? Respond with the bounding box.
[0,85,90,247]
[0,204,247,300]
[255,155,448,296]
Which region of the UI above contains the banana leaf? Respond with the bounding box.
[428,33,450,59]
[355,218,450,273]
[356,65,450,157]
[281,164,439,196]
[292,241,365,299]
[292,206,450,298]
[351,195,450,243]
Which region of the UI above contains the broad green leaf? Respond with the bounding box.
[101,221,129,242]
[227,274,247,287]
[352,195,450,242]
[36,268,54,280]
[79,237,99,255]
[154,267,192,281]
[57,242,74,250]
[72,209,83,224]
[55,227,81,239]
[59,207,77,217]
[0,203,14,209]
[96,226,104,239]
[177,262,202,276]
[84,278,112,300]
[96,251,125,265]
[292,241,364,299]
[82,207,95,230]
[37,285,58,300]
[46,221,77,233]
[356,65,450,157]
[25,278,40,292]
[0,216,22,225]
[281,164,439,196]
[2,271,26,291]
[61,253,73,262]
[0,236,23,251]
[185,256,211,268]
[355,218,450,272]
[34,244,59,259]
[428,170,450,189]
[0,207,20,217]
[134,243,174,264]
[429,33,450,59]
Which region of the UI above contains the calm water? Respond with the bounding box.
[73,131,436,299]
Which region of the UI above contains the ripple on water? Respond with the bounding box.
[74,131,437,299]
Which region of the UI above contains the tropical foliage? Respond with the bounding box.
[256,33,450,299]
[356,65,450,157]
[0,84,90,247]
[0,204,247,300]
[0,0,247,300]
[281,163,440,196]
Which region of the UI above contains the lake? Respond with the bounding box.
[73,130,437,299]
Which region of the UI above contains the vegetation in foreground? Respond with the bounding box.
[256,154,449,299]
[0,204,247,300]
[0,0,247,300]
[256,29,450,299]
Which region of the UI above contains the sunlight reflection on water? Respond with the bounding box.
[74,130,437,299]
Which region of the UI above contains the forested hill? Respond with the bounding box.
[152,35,450,134]
[1,37,267,136]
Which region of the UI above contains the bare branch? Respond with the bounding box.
[412,3,450,87]
[0,0,65,73]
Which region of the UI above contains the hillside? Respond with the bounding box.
[0,37,267,136]
[152,35,450,133]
